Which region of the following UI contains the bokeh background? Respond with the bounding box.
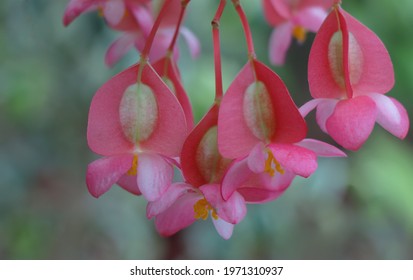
[1,0,412,259]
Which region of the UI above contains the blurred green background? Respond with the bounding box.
[1,0,412,259]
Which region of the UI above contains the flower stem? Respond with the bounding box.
[231,0,256,60]
[212,0,226,101]
[167,0,190,55]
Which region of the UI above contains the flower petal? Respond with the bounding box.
[200,184,246,224]
[269,143,318,178]
[212,218,234,240]
[105,33,137,67]
[367,93,409,139]
[262,0,291,26]
[221,158,255,200]
[103,0,125,26]
[294,7,327,32]
[268,22,293,65]
[146,182,193,219]
[117,174,141,195]
[86,154,133,198]
[316,99,339,133]
[154,191,200,237]
[127,2,153,37]
[296,139,346,157]
[63,0,102,26]
[137,152,174,201]
[326,95,377,150]
[247,142,266,173]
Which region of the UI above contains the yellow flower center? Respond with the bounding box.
[264,149,285,177]
[292,26,307,44]
[193,198,218,220]
[127,154,138,176]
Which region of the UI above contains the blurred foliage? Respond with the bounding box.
[0,0,412,259]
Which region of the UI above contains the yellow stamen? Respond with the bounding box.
[193,198,218,220]
[264,149,285,177]
[127,154,138,176]
[292,26,307,44]
[97,7,104,18]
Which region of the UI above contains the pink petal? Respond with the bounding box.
[296,139,346,157]
[218,60,307,159]
[146,182,193,219]
[103,0,126,26]
[308,9,347,99]
[86,154,133,198]
[127,2,153,36]
[88,63,188,157]
[262,0,291,26]
[367,93,409,139]
[200,184,246,224]
[221,158,255,200]
[299,98,325,118]
[181,104,219,187]
[152,57,194,129]
[63,0,102,26]
[316,99,339,133]
[154,191,200,237]
[137,152,174,202]
[117,174,141,195]
[105,33,137,67]
[341,9,394,95]
[268,143,318,178]
[247,142,266,173]
[269,22,293,65]
[326,95,377,150]
[212,218,234,240]
[294,7,327,32]
[180,27,201,59]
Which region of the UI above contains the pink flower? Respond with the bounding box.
[263,0,330,65]
[86,63,188,201]
[63,0,200,66]
[301,5,409,150]
[147,104,247,239]
[218,58,345,200]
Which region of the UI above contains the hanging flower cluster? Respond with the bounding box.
[63,0,409,239]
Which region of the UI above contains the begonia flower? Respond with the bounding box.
[301,4,409,150]
[263,0,330,65]
[86,62,188,201]
[147,104,247,239]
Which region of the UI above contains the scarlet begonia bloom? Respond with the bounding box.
[263,0,330,65]
[63,0,200,66]
[86,63,188,201]
[217,59,344,200]
[301,6,409,150]
[147,105,247,239]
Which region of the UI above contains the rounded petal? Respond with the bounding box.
[316,99,339,133]
[294,7,327,32]
[105,33,137,67]
[137,153,174,202]
[117,174,141,195]
[127,2,153,36]
[212,218,234,240]
[269,143,318,178]
[63,0,102,26]
[247,142,266,173]
[262,0,290,26]
[326,96,377,150]
[154,192,200,237]
[86,154,133,198]
[218,60,307,159]
[103,0,125,26]
[296,139,346,157]
[146,182,193,219]
[367,93,409,139]
[87,63,187,157]
[221,158,255,200]
[200,184,246,225]
[269,23,293,66]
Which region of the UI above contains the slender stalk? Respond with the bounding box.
[167,0,190,54]
[231,0,256,59]
[212,0,226,101]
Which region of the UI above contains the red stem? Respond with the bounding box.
[212,0,226,101]
[167,0,190,53]
[232,0,256,59]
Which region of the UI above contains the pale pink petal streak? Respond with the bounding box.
[269,22,293,66]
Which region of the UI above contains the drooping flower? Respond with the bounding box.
[147,104,247,239]
[262,0,330,65]
[217,58,344,199]
[63,0,200,66]
[301,4,409,150]
[86,62,188,201]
